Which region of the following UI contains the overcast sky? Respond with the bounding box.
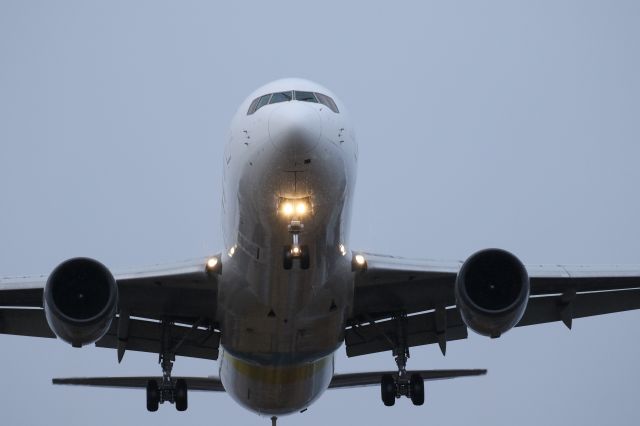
[1,1,640,425]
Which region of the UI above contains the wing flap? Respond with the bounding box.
[0,308,221,360]
[518,288,640,328]
[95,316,220,360]
[0,308,54,338]
[345,308,467,357]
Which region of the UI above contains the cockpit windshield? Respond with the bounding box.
[247,90,339,115]
[269,91,293,104]
[294,91,317,102]
[256,94,271,110]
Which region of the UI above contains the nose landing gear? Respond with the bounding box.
[283,219,310,270]
[283,245,310,269]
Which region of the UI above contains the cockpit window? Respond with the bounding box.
[247,90,339,114]
[247,97,260,115]
[315,92,339,113]
[256,94,271,110]
[269,91,293,104]
[294,91,318,103]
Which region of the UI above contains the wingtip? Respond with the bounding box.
[465,369,488,377]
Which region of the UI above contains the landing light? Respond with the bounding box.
[339,244,347,256]
[205,256,221,274]
[296,202,307,215]
[282,202,294,216]
[228,246,236,257]
[279,197,311,217]
[352,254,367,271]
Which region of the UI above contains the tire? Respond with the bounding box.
[380,374,396,406]
[146,380,159,412]
[283,246,293,270]
[410,373,424,406]
[175,379,188,412]
[300,245,310,270]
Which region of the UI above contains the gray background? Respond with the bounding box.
[1,1,639,425]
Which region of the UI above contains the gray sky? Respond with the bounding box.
[1,1,640,425]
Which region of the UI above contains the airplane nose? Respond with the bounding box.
[268,102,322,154]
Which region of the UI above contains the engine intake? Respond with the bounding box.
[455,249,529,337]
[44,257,118,347]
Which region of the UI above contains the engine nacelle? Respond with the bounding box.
[44,257,118,347]
[455,249,529,338]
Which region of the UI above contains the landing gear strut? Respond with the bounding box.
[146,320,189,412]
[380,312,425,406]
[283,219,310,270]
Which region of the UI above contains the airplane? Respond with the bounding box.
[1,78,640,424]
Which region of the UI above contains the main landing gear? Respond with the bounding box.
[380,372,424,407]
[146,321,189,412]
[380,313,425,407]
[283,219,310,270]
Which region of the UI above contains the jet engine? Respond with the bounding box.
[455,249,529,337]
[44,258,118,347]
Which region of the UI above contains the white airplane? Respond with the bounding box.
[2,78,640,424]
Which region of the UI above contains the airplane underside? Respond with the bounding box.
[3,78,639,424]
[219,350,334,416]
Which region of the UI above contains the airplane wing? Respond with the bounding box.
[0,257,220,361]
[347,251,640,357]
[52,369,487,391]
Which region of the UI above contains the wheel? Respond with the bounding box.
[283,246,293,270]
[146,380,159,412]
[410,373,424,406]
[175,379,188,411]
[380,374,396,406]
[300,245,310,270]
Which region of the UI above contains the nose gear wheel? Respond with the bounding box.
[283,219,310,269]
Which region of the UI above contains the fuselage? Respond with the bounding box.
[216,79,358,415]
